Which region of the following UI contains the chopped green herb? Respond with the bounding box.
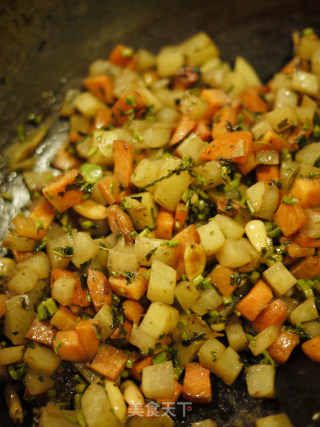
[79,163,103,184]
[281,195,298,205]
[51,246,74,257]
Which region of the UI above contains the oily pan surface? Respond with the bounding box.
[1,0,320,426]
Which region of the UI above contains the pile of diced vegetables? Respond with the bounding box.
[1,28,320,427]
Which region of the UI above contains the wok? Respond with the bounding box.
[1,0,320,425]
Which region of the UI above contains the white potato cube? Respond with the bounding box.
[4,295,36,345]
[234,56,261,87]
[139,302,179,339]
[290,297,318,325]
[176,133,207,165]
[24,343,60,376]
[266,106,298,132]
[198,338,226,372]
[211,346,243,385]
[52,276,76,306]
[225,321,248,352]
[291,70,319,96]
[17,252,50,279]
[135,236,175,267]
[214,214,244,240]
[256,413,293,427]
[193,161,224,189]
[142,361,175,398]
[24,369,54,396]
[130,158,161,191]
[215,238,253,268]
[0,345,24,365]
[108,244,138,274]
[274,88,298,109]
[263,262,296,296]
[94,304,113,341]
[175,281,201,311]
[74,92,107,118]
[246,364,276,398]
[249,325,281,356]
[246,181,265,213]
[121,192,158,230]
[180,32,219,66]
[71,232,98,268]
[156,47,184,77]
[147,259,176,304]
[191,287,223,316]
[198,220,225,256]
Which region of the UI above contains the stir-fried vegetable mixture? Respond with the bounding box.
[1,29,320,427]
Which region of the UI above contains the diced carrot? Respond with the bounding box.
[240,87,269,113]
[93,108,114,129]
[123,300,145,324]
[288,126,312,151]
[236,280,273,322]
[182,362,212,403]
[268,331,300,364]
[106,204,135,244]
[87,268,112,312]
[109,267,148,300]
[216,197,241,216]
[125,55,138,71]
[252,299,288,333]
[169,115,196,146]
[174,224,200,279]
[113,140,134,188]
[253,130,292,153]
[110,320,133,343]
[194,120,211,141]
[109,44,134,67]
[207,265,236,297]
[174,202,188,232]
[87,343,128,380]
[50,306,79,331]
[52,143,81,171]
[279,237,315,258]
[111,90,146,126]
[55,330,87,361]
[302,335,320,362]
[200,131,253,165]
[211,106,236,139]
[129,356,153,382]
[290,255,320,279]
[75,319,100,360]
[290,177,320,208]
[156,208,174,240]
[25,318,54,347]
[42,169,85,213]
[155,381,182,406]
[98,176,120,205]
[237,151,257,175]
[11,215,46,241]
[30,198,56,229]
[280,56,301,74]
[83,75,114,104]
[11,250,35,263]
[293,232,320,248]
[51,268,90,308]
[256,165,280,184]
[274,201,307,237]
[0,294,8,318]
[200,89,230,118]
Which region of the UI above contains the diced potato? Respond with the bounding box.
[249,325,281,356]
[108,244,139,273]
[130,158,161,191]
[256,413,293,427]
[312,46,320,75]
[266,106,298,132]
[175,340,204,368]
[302,319,320,338]
[24,369,54,395]
[93,304,113,341]
[290,297,318,325]
[17,252,50,280]
[139,302,179,339]
[156,47,184,77]
[176,133,207,165]
[211,346,243,385]
[251,119,273,140]
[39,407,82,427]
[258,186,279,221]
[175,281,201,311]
[245,220,268,253]
[135,236,175,267]
[274,88,298,109]
[137,48,156,70]
[179,92,208,120]
[23,170,55,191]
[246,181,265,213]
[197,219,225,256]
[180,32,219,66]
[7,268,39,295]
[52,276,76,306]
[198,338,226,372]
[82,383,122,427]
[222,70,246,98]
[121,192,158,230]
[24,343,60,376]
[263,262,296,296]
[129,120,172,149]
[4,295,36,345]
[256,150,279,166]
[225,320,248,352]
[246,364,276,398]
[104,380,127,424]
[192,420,218,427]
[300,208,320,238]
[214,214,244,240]
[0,345,24,365]
[129,327,169,354]
[73,92,107,118]
[147,259,176,304]
[153,157,192,211]
[193,161,224,189]
[2,232,36,251]
[215,238,254,268]
[234,56,261,87]
[269,73,292,92]
[298,37,320,60]
[295,106,315,127]
[71,232,98,268]
[295,142,320,166]
[291,69,319,96]
[141,361,175,398]
[0,257,16,280]
[191,287,223,316]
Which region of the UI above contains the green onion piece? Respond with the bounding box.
[47,388,57,398]
[152,351,167,365]
[63,414,78,424]
[296,279,314,299]
[177,319,187,329]
[79,163,103,184]
[125,94,137,107]
[43,298,58,317]
[75,383,86,394]
[121,47,133,57]
[246,200,256,216]
[37,304,48,321]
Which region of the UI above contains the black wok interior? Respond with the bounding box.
[1,0,320,425]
